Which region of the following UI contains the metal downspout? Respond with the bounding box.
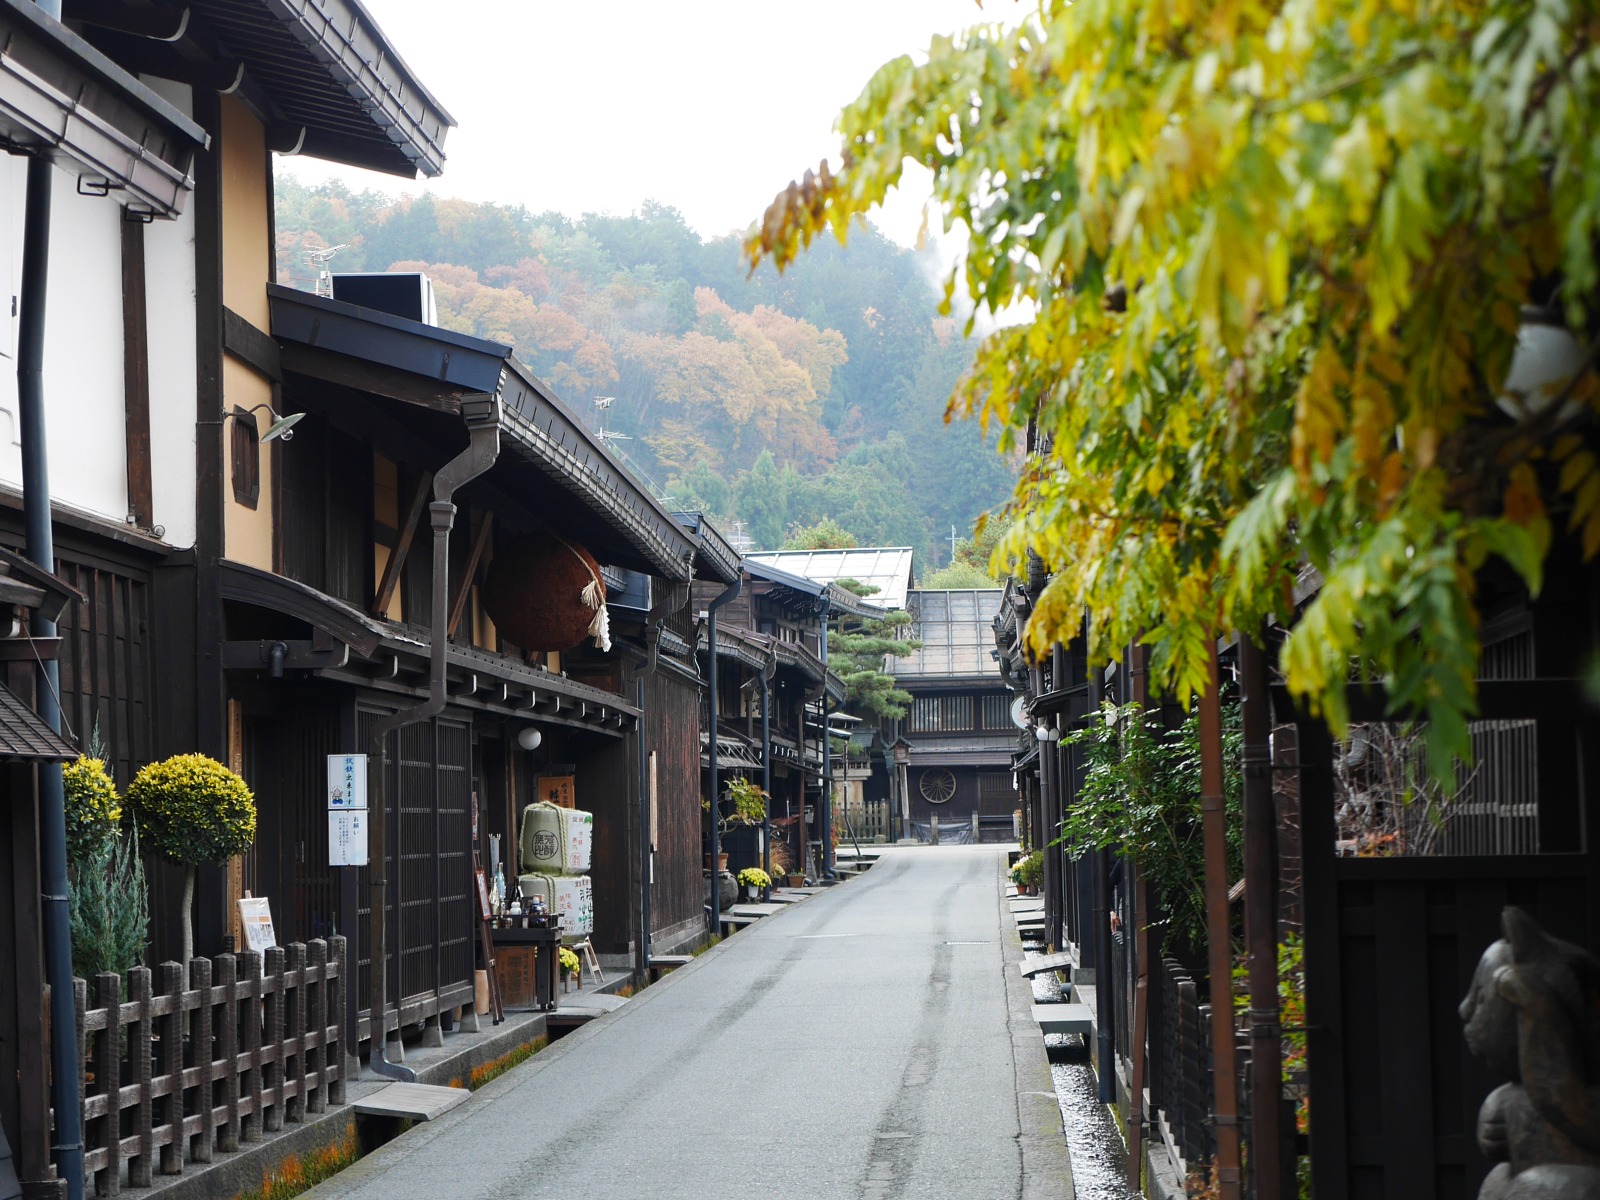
[367,395,500,1081]
[1089,654,1116,1102]
[635,622,662,983]
[819,594,834,879]
[18,127,86,1200]
[759,644,775,886]
[705,576,741,931]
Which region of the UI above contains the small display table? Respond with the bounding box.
[490,925,561,1011]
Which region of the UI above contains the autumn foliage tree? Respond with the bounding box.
[748,0,1600,775]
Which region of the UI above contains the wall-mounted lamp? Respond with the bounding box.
[229,402,306,444]
[516,727,543,751]
[1035,721,1061,742]
[1498,306,1590,422]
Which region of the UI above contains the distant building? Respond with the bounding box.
[745,547,915,611]
[886,589,1017,842]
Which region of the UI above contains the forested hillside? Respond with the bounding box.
[274,181,1014,566]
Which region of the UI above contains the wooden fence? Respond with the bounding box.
[72,937,346,1196]
[1149,956,1214,1173]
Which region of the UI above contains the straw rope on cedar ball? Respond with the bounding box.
[481,530,611,652]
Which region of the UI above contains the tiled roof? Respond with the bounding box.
[0,682,77,762]
[891,589,1005,679]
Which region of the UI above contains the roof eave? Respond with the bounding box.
[0,0,205,216]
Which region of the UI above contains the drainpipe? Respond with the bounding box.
[18,124,86,1199]
[635,620,662,983]
[367,394,500,1080]
[1089,650,1116,1102]
[760,643,775,885]
[819,594,834,879]
[705,575,741,931]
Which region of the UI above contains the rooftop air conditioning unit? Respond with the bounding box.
[330,271,438,325]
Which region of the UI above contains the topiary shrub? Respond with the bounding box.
[63,755,121,869]
[125,754,256,970]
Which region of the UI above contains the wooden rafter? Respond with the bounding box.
[371,471,431,618]
[448,512,494,640]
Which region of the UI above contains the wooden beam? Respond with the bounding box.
[447,512,493,640]
[221,640,349,672]
[121,217,153,529]
[279,343,467,414]
[372,472,430,618]
[222,307,281,382]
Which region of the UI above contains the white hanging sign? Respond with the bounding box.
[329,809,369,867]
[328,754,368,810]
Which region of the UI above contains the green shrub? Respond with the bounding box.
[724,777,767,825]
[125,753,255,867]
[125,754,255,968]
[69,824,148,980]
[62,756,121,869]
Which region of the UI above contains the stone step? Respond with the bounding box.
[355,1082,469,1122]
[1018,951,1075,979]
[1031,1002,1093,1036]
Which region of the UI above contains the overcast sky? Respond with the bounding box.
[279,0,1021,249]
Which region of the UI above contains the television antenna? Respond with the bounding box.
[305,243,350,297]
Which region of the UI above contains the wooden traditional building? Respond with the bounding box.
[692,557,859,883]
[218,282,729,1043]
[0,5,210,1194]
[885,588,1014,842]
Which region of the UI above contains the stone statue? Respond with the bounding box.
[1460,906,1600,1198]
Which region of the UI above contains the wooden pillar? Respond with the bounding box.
[1200,642,1242,1199]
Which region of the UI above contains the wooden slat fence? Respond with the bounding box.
[1149,956,1214,1173]
[68,936,346,1196]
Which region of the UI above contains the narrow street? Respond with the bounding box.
[305,847,1071,1200]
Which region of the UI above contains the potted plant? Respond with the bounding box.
[737,866,771,900]
[724,777,768,827]
[786,869,807,888]
[1011,850,1044,895]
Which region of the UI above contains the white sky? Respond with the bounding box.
[279,0,1023,248]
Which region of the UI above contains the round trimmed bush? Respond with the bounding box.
[125,754,255,867]
[62,756,121,868]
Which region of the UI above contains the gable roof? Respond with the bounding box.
[890,588,1005,679]
[745,547,914,611]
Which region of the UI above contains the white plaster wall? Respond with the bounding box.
[142,77,197,549]
[143,204,199,549]
[0,77,197,548]
[0,156,129,527]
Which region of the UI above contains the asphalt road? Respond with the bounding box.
[305,846,1073,1200]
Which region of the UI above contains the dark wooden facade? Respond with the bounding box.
[1293,553,1600,1200]
[639,662,707,949]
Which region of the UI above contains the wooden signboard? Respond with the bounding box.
[237,896,277,954]
[537,774,576,809]
[496,944,536,1009]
